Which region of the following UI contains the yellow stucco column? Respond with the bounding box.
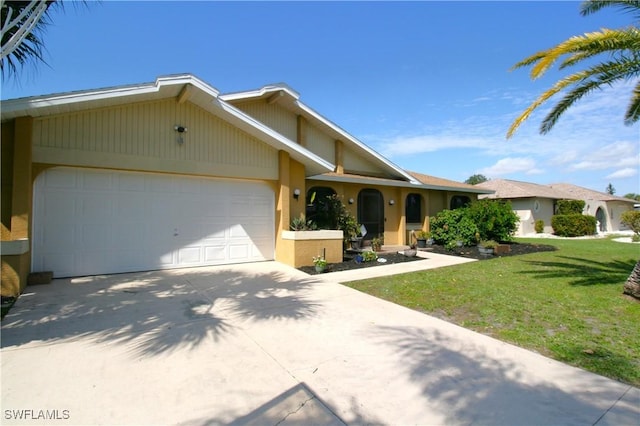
[11,117,33,240]
[278,150,291,231]
[1,117,33,296]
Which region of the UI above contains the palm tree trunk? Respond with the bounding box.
[623,260,640,300]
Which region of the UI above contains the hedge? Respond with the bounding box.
[551,214,596,237]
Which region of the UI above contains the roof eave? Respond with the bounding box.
[309,173,493,193]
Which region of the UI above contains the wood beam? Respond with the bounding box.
[267,91,283,104]
[297,115,307,147]
[335,139,344,174]
[177,84,192,104]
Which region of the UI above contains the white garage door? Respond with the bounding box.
[32,168,275,278]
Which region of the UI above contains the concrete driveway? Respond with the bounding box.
[1,260,638,425]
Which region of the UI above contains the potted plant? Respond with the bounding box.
[313,256,327,273]
[415,230,432,248]
[478,240,497,255]
[371,235,384,252]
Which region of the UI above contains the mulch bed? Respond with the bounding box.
[298,242,557,275]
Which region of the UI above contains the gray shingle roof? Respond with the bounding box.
[476,179,636,204]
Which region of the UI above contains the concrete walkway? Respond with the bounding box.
[1,259,638,425]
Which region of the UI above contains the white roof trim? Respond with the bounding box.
[221,83,421,185]
[1,74,218,117]
[309,173,493,194]
[220,83,300,102]
[294,100,421,185]
[1,74,334,175]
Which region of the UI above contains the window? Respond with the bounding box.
[306,186,336,227]
[406,193,422,223]
[450,195,471,210]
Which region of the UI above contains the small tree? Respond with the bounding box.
[464,174,489,185]
[605,183,616,195]
[621,210,640,239]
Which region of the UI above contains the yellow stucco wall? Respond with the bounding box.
[279,231,344,267]
[1,117,33,296]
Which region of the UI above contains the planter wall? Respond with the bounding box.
[279,230,344,267]
[494,244,511,255]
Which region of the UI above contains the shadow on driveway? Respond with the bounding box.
[1,263,321,357]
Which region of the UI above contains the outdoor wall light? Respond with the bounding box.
[389,199,395,205]
[348,198,354,204]
[293,188,301,200]
[175,125,188,145]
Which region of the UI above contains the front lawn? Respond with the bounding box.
[345,237,640,386]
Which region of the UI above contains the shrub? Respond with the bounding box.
[556,199,585,215]
[313,194,360,245]
[290,214,316,231]
[479,240,498,249]
[361,250,377,262]
[430,209,478,246]
[621,210,640,236]
[535,219,545,234]
[551,214,597,237]
[465,199,519,242]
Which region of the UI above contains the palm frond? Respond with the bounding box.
[580,0,640,21]
[507,72,589,138]
[624,81,640,124]
[541,57,640,133]
[530,28,640,78]
[559,27,640,69]
[0,0,60,80]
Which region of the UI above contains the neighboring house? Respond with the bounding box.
[548,183,637,233]
[477,179,636,235]
[1,74,490,295]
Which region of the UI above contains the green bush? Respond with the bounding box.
[430,208,478,246]
[556,199,585,215]
[551,214,596,237]
[361,250,377,262]
[535,219,545,234]
[620,210,640,236]
[465,199,519,242]
[312,194,359,245]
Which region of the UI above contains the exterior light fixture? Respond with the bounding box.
[174,125,187,145]
[348,198,354,204]
[293,188,301,200]
[389,199,395,205]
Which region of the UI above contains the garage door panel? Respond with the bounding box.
[80,223,113,250]
[82,171,113,191]
[118,173,146,192]
[229,244,249,260]
[42,225,75,248]
[33,168,275,277]
[204,244,226,262]
[43,168,78,188]
[79,196,112,222]
[178,246,203,264]
[44,194,76,223]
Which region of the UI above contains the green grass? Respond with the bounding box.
[345,237,640,385]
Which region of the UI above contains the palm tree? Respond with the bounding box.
[1,1,59,80]
[506,0,640,139]
[508,0,640,299]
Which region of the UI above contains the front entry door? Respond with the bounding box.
[358,189,384,240]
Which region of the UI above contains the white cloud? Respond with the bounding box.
[479,157,545,176]
[606,168,638,179]
[569,141,639,171]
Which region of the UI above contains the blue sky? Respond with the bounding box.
[2,1,639,196]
